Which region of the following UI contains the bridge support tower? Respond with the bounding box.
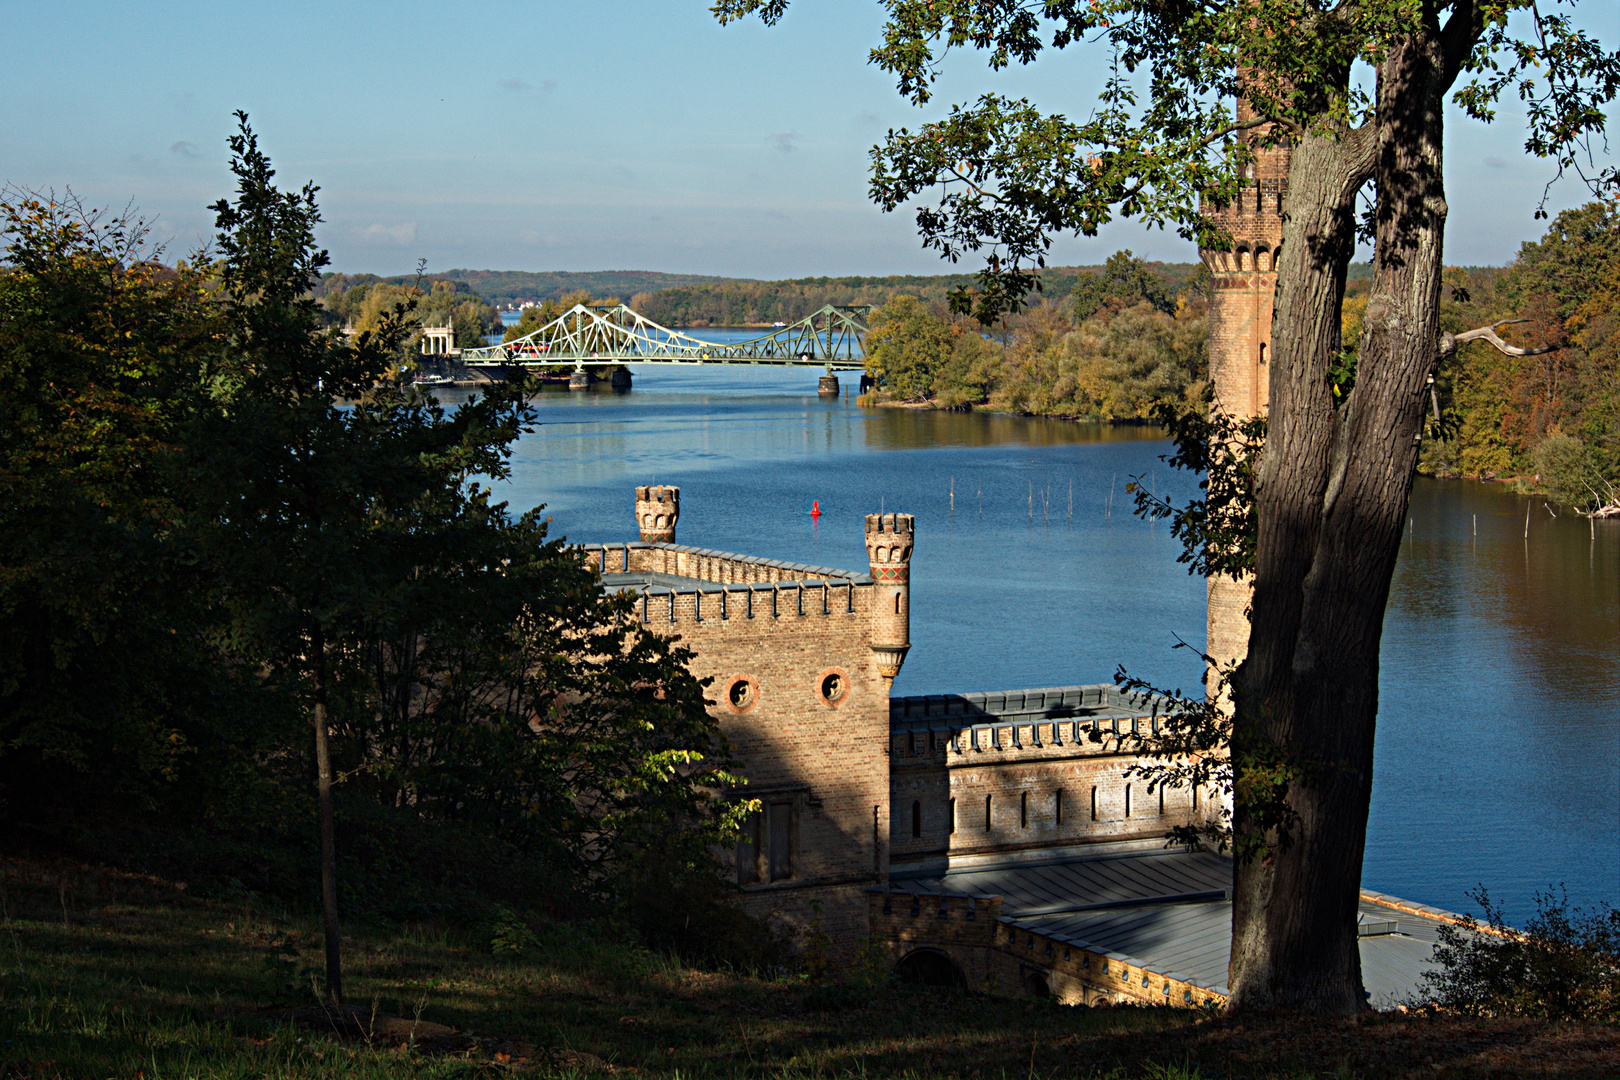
[568,367,591,391]
[818,372,840,396]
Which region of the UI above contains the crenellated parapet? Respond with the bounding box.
[888,685,1164,762]
[580,542,863,585]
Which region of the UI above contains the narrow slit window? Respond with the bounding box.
[767,800,794,882]
[1124,784,1132,819]
[1020,791,1028,829]
[894,594,901,613]
[984,794,993,831]
[1055,789,1063,825]
[1193,785,1200,811]
[1090,786,1098,822]
[737,810,761,885]
[949,798,956,834]
[911,800,921,838]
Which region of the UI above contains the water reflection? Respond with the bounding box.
[1370,478,1619,919]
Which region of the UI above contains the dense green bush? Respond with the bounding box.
[1420,887,1620,1022]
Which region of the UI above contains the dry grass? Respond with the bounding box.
[0,856,1615,1079]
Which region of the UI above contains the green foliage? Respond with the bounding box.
[0,189,276,831]
[862,260,1206,419]
[2,117,757,987]
[193,115,745,897]
[1130,397,1264,582]
[720,1,1620,323]
[1420,887,1620,1022]
[1532,432,1615,512]
[616,848,786,971]
[1071,251,1178,322]
[486,904,542,958]
[1430,203,1620,493]
[863,294,961,399]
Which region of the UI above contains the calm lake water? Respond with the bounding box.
[453,356,1620,921]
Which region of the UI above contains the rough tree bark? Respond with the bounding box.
[1230,9,1476,1013]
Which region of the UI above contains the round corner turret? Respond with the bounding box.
[636,485,680,544]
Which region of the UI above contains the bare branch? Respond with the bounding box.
[1450,318,1558,357]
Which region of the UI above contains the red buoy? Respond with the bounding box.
[811,500,822,518]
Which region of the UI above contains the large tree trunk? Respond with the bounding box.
[312,627,344,1006]
[1228,26,1449,1013]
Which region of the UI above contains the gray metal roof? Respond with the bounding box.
[894,847,1446,1005]
[890,684,1161,728]
[601,571,864,591]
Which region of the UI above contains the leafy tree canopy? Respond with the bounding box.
[717,0,1619,322]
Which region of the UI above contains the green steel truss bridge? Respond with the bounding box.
[459,303,869,370]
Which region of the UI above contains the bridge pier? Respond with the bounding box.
[818,372,840,396]
[611,367,633,390]
[568,368,591,391]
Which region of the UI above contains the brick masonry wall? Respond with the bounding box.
[868,891,1225,1007]
[1199,113,1290,693]
[631,573,888,959]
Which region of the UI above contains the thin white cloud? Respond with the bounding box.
[352,222,418,246]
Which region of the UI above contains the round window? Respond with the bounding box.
[817,668,849,706]
[725,676,757,712]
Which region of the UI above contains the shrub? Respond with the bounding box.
[1418,886,1620,1022]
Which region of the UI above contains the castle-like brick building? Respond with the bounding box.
[583,481,1451,1008]
[568,99,1452,1009]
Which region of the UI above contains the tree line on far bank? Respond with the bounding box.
[860,210,1620,516]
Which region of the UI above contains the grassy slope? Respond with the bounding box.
[2,858,1616,1080]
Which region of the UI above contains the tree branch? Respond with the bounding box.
[1439,0,1486,93]
[1450,318,1559,357]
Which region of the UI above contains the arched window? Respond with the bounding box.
[984,794,993,830]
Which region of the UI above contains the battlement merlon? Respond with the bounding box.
[579,542,869,586]
[887,684,1188,762]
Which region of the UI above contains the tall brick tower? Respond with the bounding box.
[635,485,679,544]
[1199,102,1290,696]
[864,513,913,687]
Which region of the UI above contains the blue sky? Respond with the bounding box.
[3,1,1615,278]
